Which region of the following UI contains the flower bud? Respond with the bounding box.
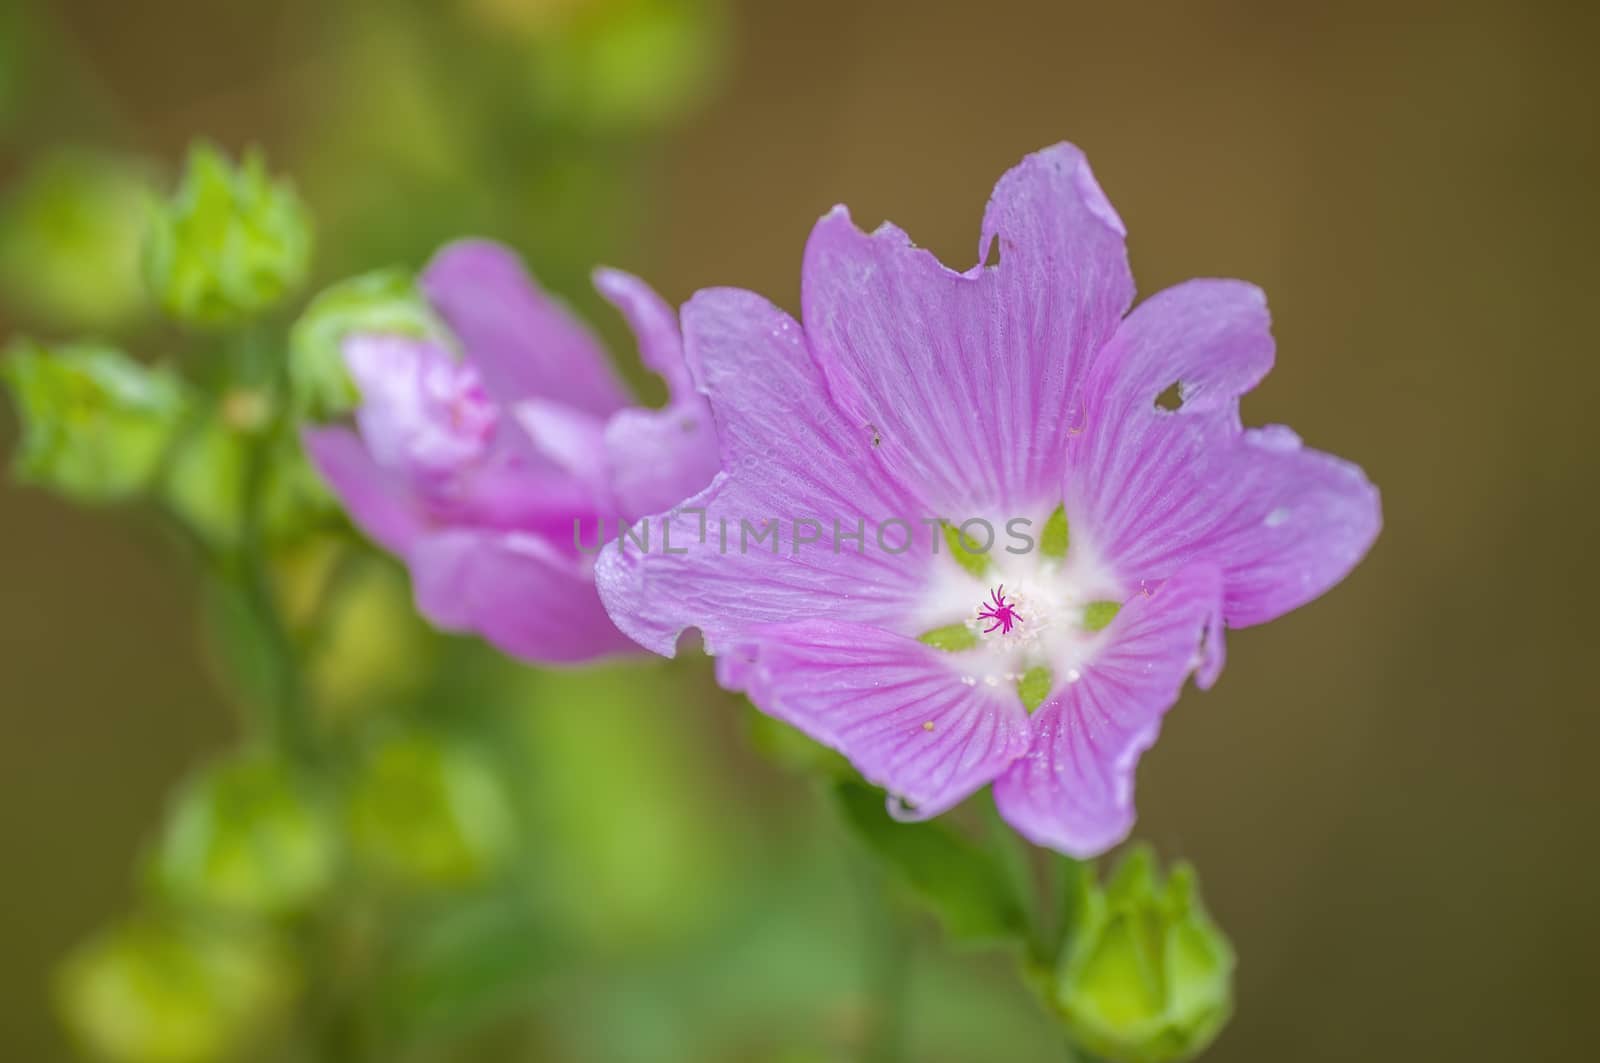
[0,150,157,329]
[287,268,440,418]
[143,144,312,328]
[2,340,189,503]
[346,733,516,888]
[153,752,336,918]
[56,916,293,1063]
[1056,847,1234,1063]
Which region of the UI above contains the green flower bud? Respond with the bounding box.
[288,268,439,418]
[0,150,157,329]
[1056,848,1234,1063]
[56,916,293,1063]
[153,752,336,918]
[143,144,312,328]
[347,734,516,888]
[2,341,189,503]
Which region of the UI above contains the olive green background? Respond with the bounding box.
[2,0,1595,1060]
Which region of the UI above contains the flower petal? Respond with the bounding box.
[420,239,629,415]
[592,267,693,398]
[595,287,928,657]
[409,529,635,664]
[513,399,612,493]
[302,426,425,554]
[800,142,1133,513]
[590,267,722,519]
[1069,279,1381,626]
[722,620,1031,817]
[993,565,1223,857]
[601,404,721,521]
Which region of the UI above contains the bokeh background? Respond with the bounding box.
[2,0,1596,1060]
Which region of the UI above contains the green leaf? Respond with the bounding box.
[918,623,978,652]
[1040,504,1070,558]
[1018,666,1053,712]
[942,520,991,578]
[1082,600,1122,632]
[833,780,1027,945]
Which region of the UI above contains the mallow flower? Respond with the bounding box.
[304,240,720,663]
[597,143,1380,855]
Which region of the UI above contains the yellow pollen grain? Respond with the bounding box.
[922,721,935,732]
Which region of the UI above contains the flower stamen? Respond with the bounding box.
[977,585,1022,635]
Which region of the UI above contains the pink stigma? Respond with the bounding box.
[977,585,1022,635]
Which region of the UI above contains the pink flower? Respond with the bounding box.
[305,240,720,664]
[597,144,1381,855]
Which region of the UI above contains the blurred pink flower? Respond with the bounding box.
[306,239,720,663]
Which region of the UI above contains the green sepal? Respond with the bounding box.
[1040,504,1070,558]
[1083,600,1122,632]
[918,622,978,652]
[1018,666,1053,712]
[942,520,991,578]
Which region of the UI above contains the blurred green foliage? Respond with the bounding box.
[347,732,518,889]
[835,780,1029,945]
[153,752,337,919]
[56,917,295,1063]
[0,151,156,330]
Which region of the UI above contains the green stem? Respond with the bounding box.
[230,323,315,762]
[233,553,313,761]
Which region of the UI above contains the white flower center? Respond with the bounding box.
[914,519,1121,691]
